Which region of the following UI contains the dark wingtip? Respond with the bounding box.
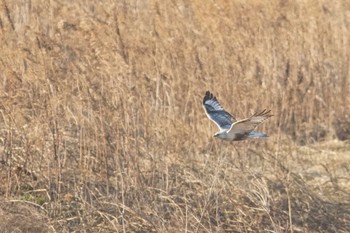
[203,90,216,104]
[254,109,273,118]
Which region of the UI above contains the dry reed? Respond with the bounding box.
[0,0,350,232]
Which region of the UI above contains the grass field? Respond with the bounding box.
[0,0,350,232]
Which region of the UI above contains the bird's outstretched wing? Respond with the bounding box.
[227,109,272,135]
[202,91,235,129]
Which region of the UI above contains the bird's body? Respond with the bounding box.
[202,91,272,141]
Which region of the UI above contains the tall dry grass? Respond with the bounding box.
[0,0,350,232]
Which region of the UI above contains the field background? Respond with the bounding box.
[1,0,350,232]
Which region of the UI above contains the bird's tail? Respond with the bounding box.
[248,132,268,138]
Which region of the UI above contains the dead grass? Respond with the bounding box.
[0,0,350,232]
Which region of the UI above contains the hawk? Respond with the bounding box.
[203,91,272,141]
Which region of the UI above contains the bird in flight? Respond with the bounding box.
[202,91,272,141]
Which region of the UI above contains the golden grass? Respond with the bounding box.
[0,0,350,232]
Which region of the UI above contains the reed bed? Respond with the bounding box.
[0,0,350,232]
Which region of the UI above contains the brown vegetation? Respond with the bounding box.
[0,0,350,232]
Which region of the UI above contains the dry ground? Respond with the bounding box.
[0,0,350,232]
